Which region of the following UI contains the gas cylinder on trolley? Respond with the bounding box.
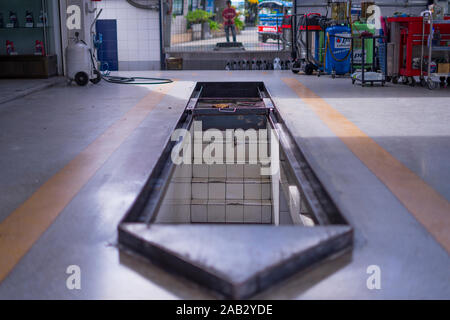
[296,13,324,75]
[324,25,352,77]
[298,14,322,60]
[65,32,101,86]
[281,14,292,49]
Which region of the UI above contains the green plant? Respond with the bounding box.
[186,9,213,26]
[232,9,245,31]
[209,20,221,31]
[235,18,244,30]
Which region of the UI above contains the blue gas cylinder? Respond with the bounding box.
[325,25,352,75]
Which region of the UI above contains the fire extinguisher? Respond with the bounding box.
[35,40,45,56]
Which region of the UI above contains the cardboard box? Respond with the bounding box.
[438,63,450,74]
[166,57,182,70]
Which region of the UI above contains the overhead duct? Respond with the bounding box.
[126,0,159,10]
[293,0,432,17]
[295,0,430,7]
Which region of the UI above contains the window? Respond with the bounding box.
[173,0,184,15]
[188,0,201,12]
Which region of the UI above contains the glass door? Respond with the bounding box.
[0,0,50,56]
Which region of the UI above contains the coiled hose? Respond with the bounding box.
[89,49,173,85]
[102,75,173,85]
[324,33,352,62]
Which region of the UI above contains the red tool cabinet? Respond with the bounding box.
[387,16,450,78]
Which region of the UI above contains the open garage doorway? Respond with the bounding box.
[164,0,293,69]
[90,0,292,71]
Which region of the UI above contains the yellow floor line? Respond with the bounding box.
[283,77,450,253]
[0,82,175,282]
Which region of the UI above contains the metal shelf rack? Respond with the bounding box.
[421,11,450,89]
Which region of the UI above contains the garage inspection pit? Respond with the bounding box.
[118,82,353,299]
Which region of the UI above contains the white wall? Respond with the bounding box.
[95,0,161,71]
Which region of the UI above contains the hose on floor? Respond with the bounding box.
[89,49,173,85]
[102,75,173,85]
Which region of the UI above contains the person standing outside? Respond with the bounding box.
[222,0,237,43]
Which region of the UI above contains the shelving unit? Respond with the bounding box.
[0,0,57,78]
[421,11,450,90]
[351,35,387,87]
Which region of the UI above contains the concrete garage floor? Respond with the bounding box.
[0,71,449,299]
[0,77,64,106]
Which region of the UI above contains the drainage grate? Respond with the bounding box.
[118,82,352,299]
[214,42,246,51]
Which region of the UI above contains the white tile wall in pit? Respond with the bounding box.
[207,201,226,223]
[261,182,271,200]
[244,164,262,179]
[234,137,271,164]
[154,163,192,224]
[154,128,285,225]
[191,199,207,223]
[226,204,244,223]
[209,183,226,200]
[195,137,271,166]
[158,167,277,224]
[154,200,191,224]
[226,182,244,200]
[227,164,244,180]
[209,164,227,179]
[244,182,261,200]
[173,164,192,180]
[244,201,262,223]
[166,182,190,200]
[193,164,208,178]
[262,203,272,223]
[192,179,208,200]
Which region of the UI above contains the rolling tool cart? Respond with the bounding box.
[351,34,387,87]
[291,13,327,75]
[420,11,450,90]
[351,21,376,69]
[386,15,450,86]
